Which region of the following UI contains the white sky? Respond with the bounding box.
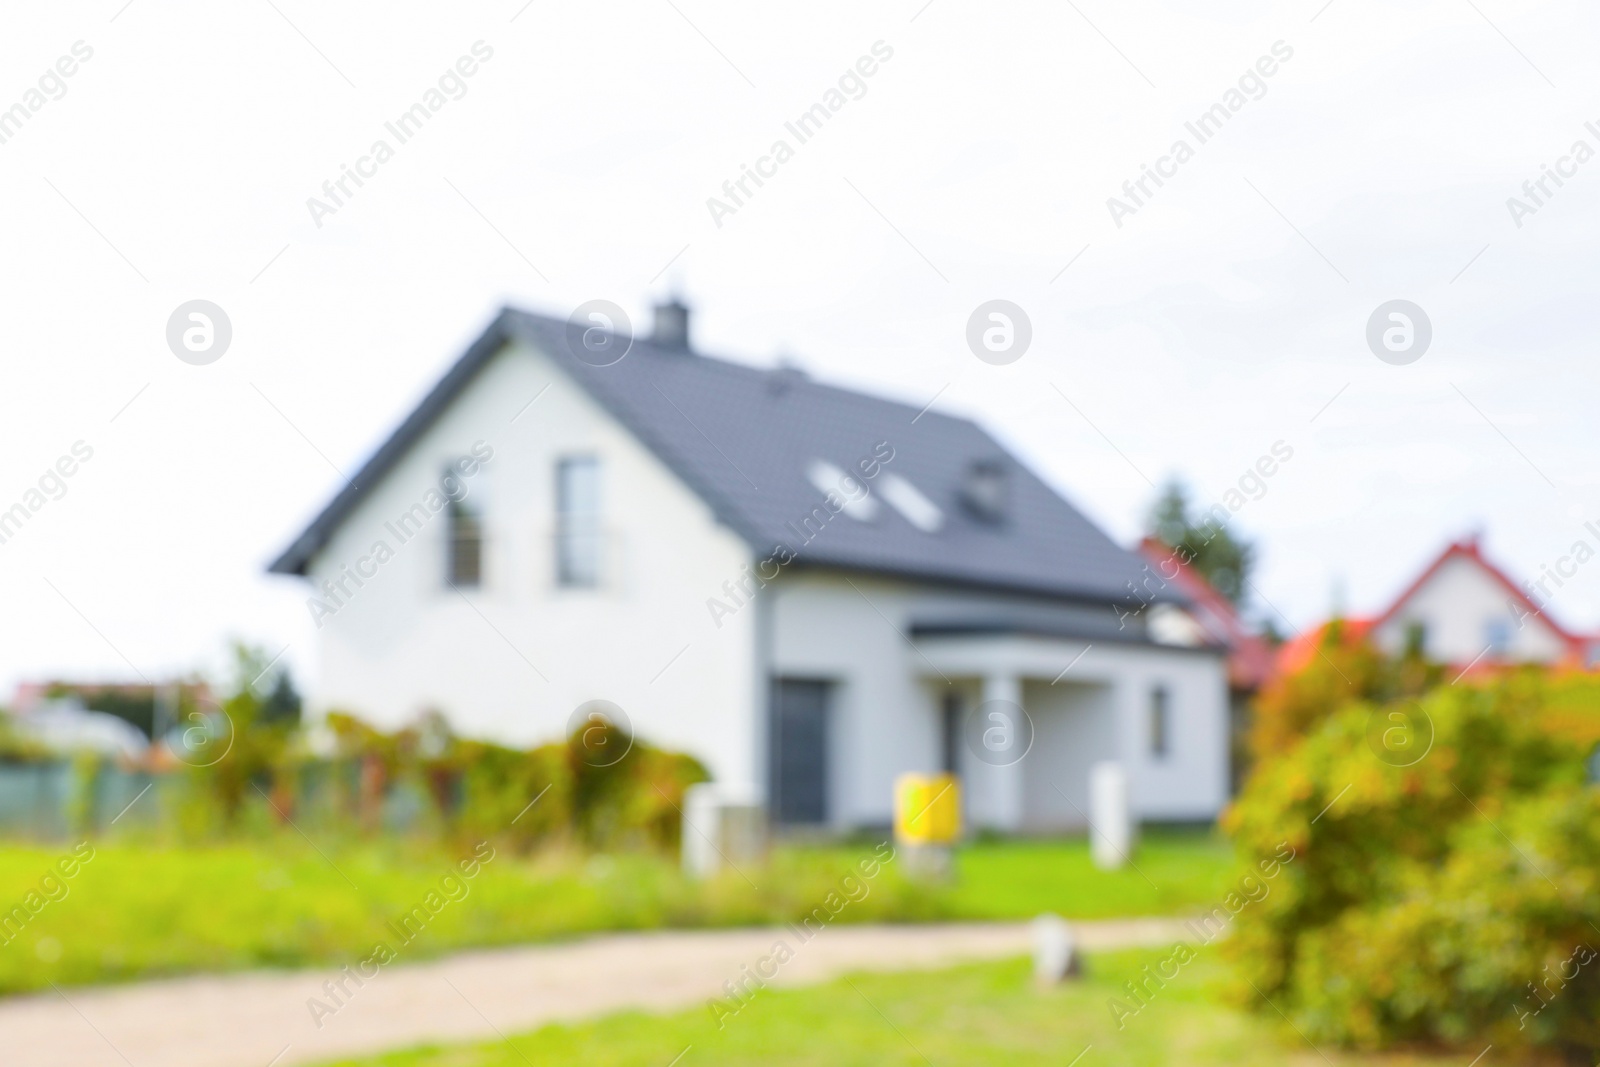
[2,0,1598,696]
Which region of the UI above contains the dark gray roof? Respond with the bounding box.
[911,609,1217,651]
[269,306,1168,606]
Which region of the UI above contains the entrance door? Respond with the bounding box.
[770,679,830,825]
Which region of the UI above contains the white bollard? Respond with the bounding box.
[1032,913,1080,983]
[682,782,766,879]
[1088,761,1135,870]
[682,783,721,878]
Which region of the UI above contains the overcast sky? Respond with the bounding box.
[2,0,1598,696]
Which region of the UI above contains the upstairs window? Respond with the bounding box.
[446,495,482,588]
[556,456,602,588]
[1403,620,1428,658]
[1485,617,1512,657]
[1149,685,1170,759]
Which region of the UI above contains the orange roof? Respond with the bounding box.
[1273,617,1374,676]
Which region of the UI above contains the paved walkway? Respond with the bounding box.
[6,918,1188,1067]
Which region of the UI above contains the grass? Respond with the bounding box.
[312,949,1465,1067]
[0,828,1234,995]
[944,829,1236,918]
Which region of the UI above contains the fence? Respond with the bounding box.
[0,762,165,838]
[0,759,498,841]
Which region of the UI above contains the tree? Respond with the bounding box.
[1146,479,1256,605]
[262,670,302,727]
[186,643,296,823]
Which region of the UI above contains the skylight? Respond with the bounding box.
[880,473,944,533]
[806,460,880,521]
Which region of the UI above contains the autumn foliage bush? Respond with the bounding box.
[1226,674,1600,1062]
[1248,619,1439,760]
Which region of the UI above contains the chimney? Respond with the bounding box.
[767,356,808,395]
[960,459,1010,523]
[652,297,691,351]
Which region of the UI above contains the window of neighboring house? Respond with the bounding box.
[1403,621,1428,658]
[446,495,483,588]
[1149,686,1170,759]
[1485,617,1512,657]
[556,456,602,588]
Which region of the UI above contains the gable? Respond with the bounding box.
[1372,550,1571,663]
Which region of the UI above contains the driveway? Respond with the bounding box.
[7,918,1189,1067]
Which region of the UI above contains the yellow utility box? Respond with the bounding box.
[894,773,961,845]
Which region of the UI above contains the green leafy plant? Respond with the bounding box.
[1224,679,1599,1060]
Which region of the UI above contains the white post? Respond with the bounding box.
[683,782,766,879]
[1088,761,1135,869]
[682,782,721,878]
[1032,913,1080,983]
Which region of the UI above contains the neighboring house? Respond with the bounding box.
[1136,537,1275,694]
[10,681,213,743]
[1369,536,1587,669]
[1279,536,1589,675]
[11,698,149,760]
[268,301,1230,832]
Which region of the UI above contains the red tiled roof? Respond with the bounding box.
[1138,538,1276,689]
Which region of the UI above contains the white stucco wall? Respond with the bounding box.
[301,337,761,787]
[1370,553,1568,664]
[1018,678,1118,830]
[767,571,1230,830]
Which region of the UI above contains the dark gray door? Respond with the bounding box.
[770,679,830,825]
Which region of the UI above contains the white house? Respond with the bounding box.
[269,301,1231,832]
[1365,536,1587,668]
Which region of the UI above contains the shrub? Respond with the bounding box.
[1224,680,1599,1059]
[314,711,707,853]
[168,644,711,853]
[1248,621,1440,759]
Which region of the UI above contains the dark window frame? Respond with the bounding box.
[1149,684,1170,759]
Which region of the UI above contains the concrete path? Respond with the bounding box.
[5,918,1188,1067]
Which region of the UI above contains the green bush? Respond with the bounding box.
[1223,681,1599,1060]
[154,644,708,852]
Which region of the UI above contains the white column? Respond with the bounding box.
[981,671,1026,832]
[1111,676,1141,820]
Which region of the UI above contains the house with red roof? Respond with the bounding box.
[1278,535,1590,678]
[1136,537,1276,792]
[1367,536,1588,670]
[1136,537,1275,693]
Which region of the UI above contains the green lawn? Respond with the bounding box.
[944,829,1236,918]
[0,829,1233,995]
[313,950,1462,1067]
